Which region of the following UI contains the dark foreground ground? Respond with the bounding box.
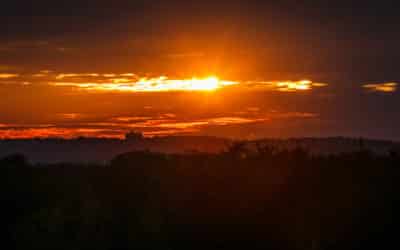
[1,145,400,250]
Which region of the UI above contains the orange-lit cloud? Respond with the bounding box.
[0,128,120,139]
[0,73,19,79]
[52,75,328,92]
[100,112,316,132]
[143,128,200,137]
[113,116,153,122]
[1,70,330,93]
[113,116,266,130]
[55,73,100,79]
[50,76,238,92]
[245,80,328,92]
[363,82,397,93]
[0,111,318,139]
[158,121,210,129]
[207,117,266,125]
[32,70,52,77]
[58,113,82,120]
[49,77,328,93]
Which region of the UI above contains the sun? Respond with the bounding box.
[187,76,220,91]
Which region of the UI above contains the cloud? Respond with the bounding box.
[50,75,238,92]
[207,117,265,125]
[0,110,319,139]
[363,82,397,93]
[49,77,327,93]
[0,128,120,139]
[32,70,52,77]
[0,73,19,79]
[0,70,330,94]
[244,80,328,92]
[58,113,82,120]
[112,116,153,122]
[143,128,200,137]
[55,73,100,79]
[102,73,117,77]
[160,113,177,118]
[47,74,327,93]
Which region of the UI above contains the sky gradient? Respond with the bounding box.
[1,1,399,140]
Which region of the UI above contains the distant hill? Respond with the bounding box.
[250,137,400,156]
[0,136,230,164]
[0,136,398,163]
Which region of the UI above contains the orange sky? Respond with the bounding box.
[0,71,330,139]
[0,69,398,140]
[1,1,400,140]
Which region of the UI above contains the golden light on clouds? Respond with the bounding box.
[46,73,329,93]
[363,82,397,93]
[0,110,319,139]
[0,71,330,93]
[246,80,328,92]
[55,73,100,79]
[50,76,238,92]
[0,73,19,79]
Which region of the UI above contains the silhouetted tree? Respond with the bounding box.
[1,147,400,250]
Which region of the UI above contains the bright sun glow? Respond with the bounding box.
[46,72,328,93]
[187,76,219,91]
[51,76,238,92]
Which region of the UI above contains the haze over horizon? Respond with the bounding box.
[1,1,400,140]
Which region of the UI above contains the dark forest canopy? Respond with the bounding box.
[0,136,399,164]
[1,146,400,250]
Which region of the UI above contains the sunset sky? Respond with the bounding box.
[1,1,399,140]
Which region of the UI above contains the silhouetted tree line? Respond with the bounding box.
[1,145,400,250]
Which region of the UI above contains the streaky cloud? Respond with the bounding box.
[0,73,19,79]
[0,111,318,139]
[363,82,397,93]
[244,80,328,92]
